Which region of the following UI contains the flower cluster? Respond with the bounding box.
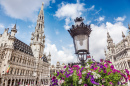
[50,59,129,86]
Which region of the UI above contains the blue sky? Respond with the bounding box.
[0,0,130,65]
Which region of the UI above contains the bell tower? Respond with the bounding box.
[30,2,45,59]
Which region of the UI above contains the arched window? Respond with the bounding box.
[37,35,39,41]
[13,57,15,62]
[39,24,40,29]
[17,69,19,75]
[4,43,7,47]
[1,43,3,47]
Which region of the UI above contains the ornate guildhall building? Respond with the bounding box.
[0,3,51,86]
[105,25,130,72]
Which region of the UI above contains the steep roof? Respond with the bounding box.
[13,38,34,56]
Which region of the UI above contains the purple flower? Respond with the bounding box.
[104,64,107,68]
[80,67,84,72]
[108,71,112,75]
[66,74,71,78]
[84,84,88,86]
[103,70,106,73]
[56,72,59,76]
[98,69,101,72]
[93,67,98,70]
[100,59,103,62]
[90,65,94,69]
[109,82,113,85]
[86,72,91,79]
[90,75,99,85]
[100,65,104,69]
[92,59,95,62]
[125,69,129,75]
[110,65,114,70]
[60,70,64,74]
[105,60,112,63]
[64,65,66,68]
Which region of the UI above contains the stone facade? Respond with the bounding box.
[105,25,130,82]
[0,3,51,86]
[50,62,65,78]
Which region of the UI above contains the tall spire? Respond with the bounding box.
[39,2,44,15]
[107,32,113,42]
[11,24,17,32]
[128,23,130,30]
[128,23,130,35]
[30,3,45,60]
[122,31,125,38]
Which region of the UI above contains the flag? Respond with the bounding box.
[128,75,130,80]
[6,65,10,73]
[87,55,91,58]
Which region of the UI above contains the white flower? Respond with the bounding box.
[78,79,82,84]
[85,65,90,69]
[92,72,101,79]
[82,71,87,74]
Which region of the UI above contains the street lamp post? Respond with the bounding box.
[68,17,92,66]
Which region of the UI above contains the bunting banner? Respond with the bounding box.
[87,55,91,58]
[6,65,10,73]
[128,75,130,80]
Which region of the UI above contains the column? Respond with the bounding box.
[30,80,31,86]
[1,79,4,86]
[5,79,8,86]
[13,79,16,86]
[34,80,36,86]
[126,60,129,69]
[10,79,12,86]
[23,80,24,86]
[48,78,50,85]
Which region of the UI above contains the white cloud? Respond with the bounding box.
[87,5,95,11]
[68,44,73,48]
[86,21,91,24]
[0,23,5,33]
[52,0,55,3]
[55,2,95,30]
[95,16,105,22]
[28,24,34,28]
[90,22,127,61]
[114,16,126,22]
[0,0,53,22]
[44,39,76,65]
[55,2,86,30]
[93,8,102,15]
[0,23,4,29]
[55,29,59,35]
[60,40,62,42]
[55,2,85,19]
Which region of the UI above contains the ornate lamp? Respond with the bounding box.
[68,17,92,66]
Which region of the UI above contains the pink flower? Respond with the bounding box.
[104,70,107,73]
[84,84,88,86]
[104,64,107,68]
[98,69,101,72]
[109,82,113,85]
[93,67,98,70]
[64,65,66,68]
[110,65,114,70]
[125,69,129,75]
[108,71,112,75]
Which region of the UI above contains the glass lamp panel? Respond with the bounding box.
[74,34,88,53]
